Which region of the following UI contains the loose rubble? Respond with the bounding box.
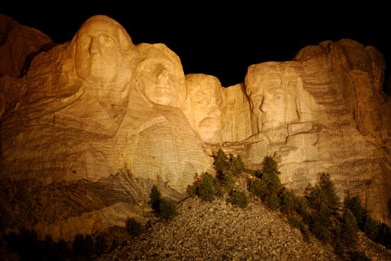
[97,196,343,260]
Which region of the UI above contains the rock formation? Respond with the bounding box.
[1,14,390,241]
[242,40,391,226]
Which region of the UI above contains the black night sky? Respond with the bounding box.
[1,2,390,87]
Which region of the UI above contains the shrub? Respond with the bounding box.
[125,217,144,236]
[230,190,248,208]
[265,192,280,210]
[186,184,197,197]
[347,251,370,261]
[198,172,216,202]
[247,178,268,199]
[159,198,178,220]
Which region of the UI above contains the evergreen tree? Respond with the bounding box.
[213,149,230,180]
[72,233,93,260]
[149,184,162,213]
[344,195,368,230]
[280,188,297,214]
[340,208,358,246]
[261,155,280,175]
[318,172,340,213]
[126,217,144,236]
[265,192,280,210]
[198,172,216,202]
[230,154,244,175]
[94,234,108,257]
[262,170,283,197]
[247,178,268,199]
[307,173,340,213]
[222,170,235,189]
[309,202,332,242]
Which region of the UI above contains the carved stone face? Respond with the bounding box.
[260,83,298,131]
[185,74,222,143]
[246,63,299,133]
[134,43,186,108]
[73,16,131,89]
[141,62,178,106]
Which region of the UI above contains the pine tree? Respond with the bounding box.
[340,208,358,246]
[198,172,216,202]
[213,149,230,180]
[149,184,162,213]
[261,155,280,175]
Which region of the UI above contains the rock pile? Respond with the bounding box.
[98,195,391,260]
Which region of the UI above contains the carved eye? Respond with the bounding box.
[78,36,91,49]
[274,94,283,101]
[101,35,115,46]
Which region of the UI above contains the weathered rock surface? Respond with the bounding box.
[1,14,391,241]
[242,40,391,225]
[0,14,53,116]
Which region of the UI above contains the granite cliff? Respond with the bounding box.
[0,14,390,241]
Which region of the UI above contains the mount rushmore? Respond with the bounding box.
[1,14,391,240]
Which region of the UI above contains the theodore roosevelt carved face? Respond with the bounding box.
[185,74,222,143]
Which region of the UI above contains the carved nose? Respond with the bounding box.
[208,108,221,118]
[259,103,265,112]
[90,37,102,54]
[157,70,169,82]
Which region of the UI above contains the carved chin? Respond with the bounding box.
[152,97,175,106]
[262,121,287,131]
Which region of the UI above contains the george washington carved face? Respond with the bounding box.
[72,15,134,91]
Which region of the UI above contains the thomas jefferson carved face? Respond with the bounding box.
[141,62,178,106]
[135,43,186,107]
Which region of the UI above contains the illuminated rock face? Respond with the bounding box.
[244,39,391,225]
[1,14,391,240]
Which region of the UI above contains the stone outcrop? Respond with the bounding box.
[1,14,391,241]
[0,14,53,116]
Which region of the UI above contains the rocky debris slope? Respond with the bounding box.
[97,195,391,261]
